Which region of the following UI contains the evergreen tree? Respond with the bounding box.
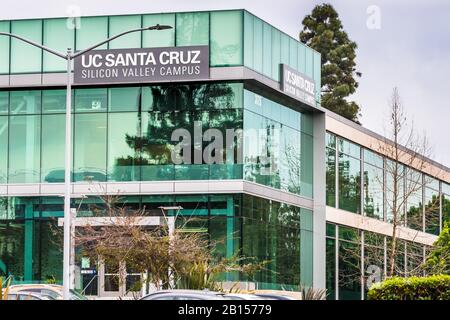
[424,221,450,275]
[300,3,362,123]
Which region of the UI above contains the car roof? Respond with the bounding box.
[142,290,228,299]
[224,293,267,300]
[7,291,52,300]
[146,289,223,295]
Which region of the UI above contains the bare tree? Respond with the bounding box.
[70,194,267,296]
[376,87,439,277]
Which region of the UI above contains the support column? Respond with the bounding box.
[313,112,326,290]
[24,201,34,282]
[226,196,235,282]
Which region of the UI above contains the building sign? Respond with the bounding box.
[280,64,316,107]
[74,45,209,84]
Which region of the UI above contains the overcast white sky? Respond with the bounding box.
[2,0,449,167]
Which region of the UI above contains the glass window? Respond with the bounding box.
[326,237,336,300]
[363,149,383,168]
[262,22,272,78]
[108,112,141,182]
[0,91,8,114]
[280,33,289,66]
[76,17,108,50]
[301,133,313,198]
[42,89,71,114]
[406,241,423,276]
[0,220,25,279]
[33,220,63,282]
[326,147,336,207]
[142,14,175,48]
[0,21,10,74]
[74,113,107,182]
[406,186,423,231]
[140,111,175,181]
[338,152,361,214]
[41,114,65,183]
[252,17,263,73]
[305,47,313,78]
[442,194,450,226]
[363,163,384,220]
[9,115,41,183]
[0,117,8,183]
[338,138,361,158]
[11,20,42,73]
[271,28,281,81]
[363,231,384,296]
[108,87,141,112]
[424,175,439,191]
[313,51,321,102]
[289,38,298,70]
[297,43,306,74]
[10,90,41,114]
[326,223,336,238]
[75,88,107,112]
[243,11,254,70]
[210,11,243,66]
[326,132,336,149]
[424,187,440,235]
[338,228,361,300]
[175,12,209,46]
[43,19,75,72]
[442,182,450,196]
[108,15,141,49]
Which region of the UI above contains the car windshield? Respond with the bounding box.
[70,289,88,300]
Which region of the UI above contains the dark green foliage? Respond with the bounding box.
[300,3,361,123]
[423,222,450,275]
[367,275,450,300]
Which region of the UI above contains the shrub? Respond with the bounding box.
[367,275,450,300]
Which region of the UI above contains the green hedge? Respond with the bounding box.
[367,275,450,300]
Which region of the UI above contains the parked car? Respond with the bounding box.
[140,290,232,300]
[8,284,88,300]
[222,293,268,300]
[7,291,54,300]
[246,290,301,300]
[252,293,296,300]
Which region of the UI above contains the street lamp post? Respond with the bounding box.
[0,24,172,300]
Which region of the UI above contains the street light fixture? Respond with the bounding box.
[0,24,172,300]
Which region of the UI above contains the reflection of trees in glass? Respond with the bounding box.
[443,196,450,226]
[338,154,361,214]
[241,195,303,288]
[112,83,242,179]
[325,147,336,207]
[338,237,361,300]
[244,121,280,189]
[0,222,24,280]
[424,193,440,235]
[363,163,384,220]
[325,237,336,300]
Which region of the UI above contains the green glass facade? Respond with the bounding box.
[0,83,314,199]
[326,131,450,237]
[0,10,321,106]
[0,9,448,300]
[0,194,313,289]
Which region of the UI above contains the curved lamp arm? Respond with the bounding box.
[72,24,172,58]
[0,31,66,59]
[0,24,172,60]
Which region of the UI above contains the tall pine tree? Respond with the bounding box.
[300,3,362,123]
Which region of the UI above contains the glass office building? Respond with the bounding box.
[0,9,448,299]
